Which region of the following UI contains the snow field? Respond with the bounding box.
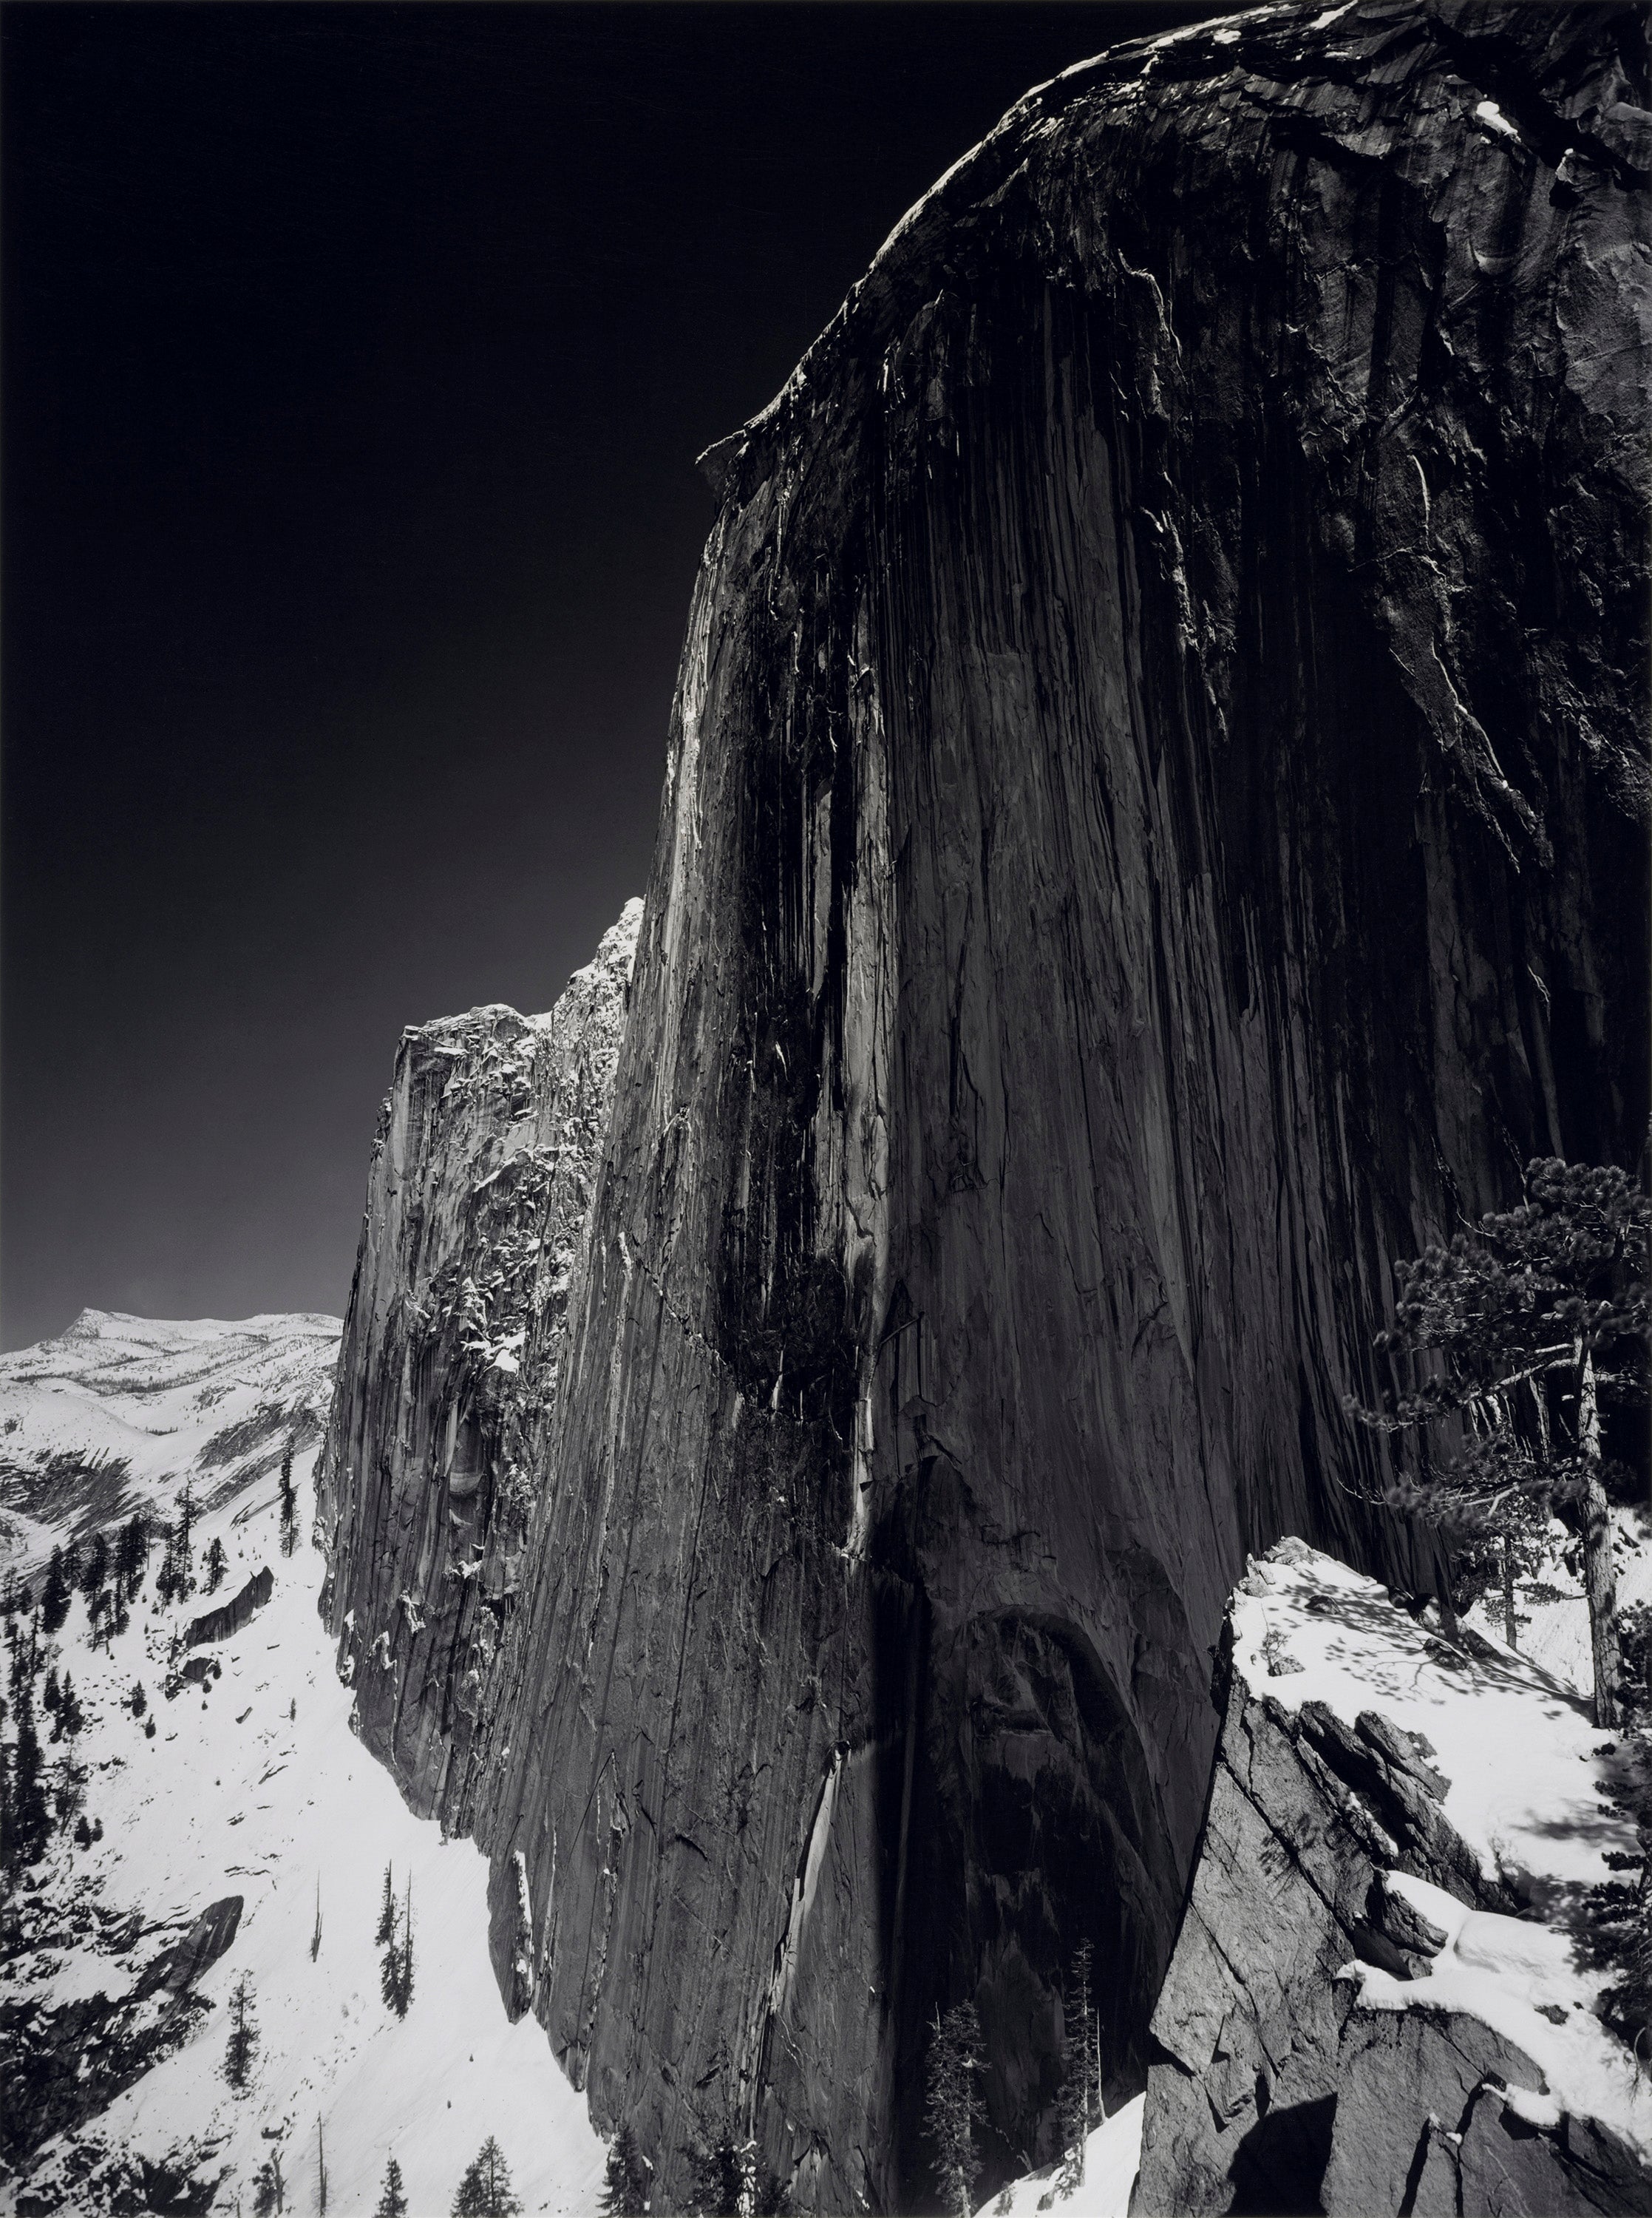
[973,2097,1143,2218]
[1228,1539,1652,2165]
[8,1440,605,2216]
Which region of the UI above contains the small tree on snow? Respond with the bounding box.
[252,2146,285,2215]
[39,1548,69,1635]
[1349,1157,1648,1726]
[224,1973,259,2091]
[279,1442,298,1557]
[205,1536,228,1593]
[381,1873,414,2017]
[599,2125,650,2217]
[923,2000,985,2218]
[375,2155,409,2218]
[451,2136,523,2218]
[1056,1939,1101,2194]
[682,2114,747,2218]
[375,1862,397,1946]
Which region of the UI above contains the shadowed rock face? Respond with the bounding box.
[324,1,1647,2208]
[316,905,641,1823]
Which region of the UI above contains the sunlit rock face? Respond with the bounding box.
[316,903,641,1825]
[326,0,1647,2208]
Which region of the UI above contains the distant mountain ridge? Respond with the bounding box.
[0,1309,341,1567]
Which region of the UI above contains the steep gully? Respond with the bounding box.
[316,3,1649,2208]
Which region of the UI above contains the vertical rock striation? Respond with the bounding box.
[316,903,641,1825]
[325,2,1648,2208]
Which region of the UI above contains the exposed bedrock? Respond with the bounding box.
[316,904,641,1822]
[326,0,1648,2208]
[1132,1540,1652,2216]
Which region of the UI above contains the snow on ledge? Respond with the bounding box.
[1233,1539,1652,2163]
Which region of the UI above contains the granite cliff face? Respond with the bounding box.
[323,1,1648,2208]
[316,903,640,1825]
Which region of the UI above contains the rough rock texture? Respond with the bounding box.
[316,904,641,1822]
[1133,1544,1652,2216]
[0,1899,239,2173]
[183,1568,271,1650]
[327,1,1648,2208]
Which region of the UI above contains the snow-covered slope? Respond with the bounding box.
[976,2096,1143,2218]
[1225,1541,1652,2166]
[1,1314,604,2217]
[0,1309,341,1568]
[1136,1531,1652,2214]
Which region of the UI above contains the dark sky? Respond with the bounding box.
[2,0,1226,1352]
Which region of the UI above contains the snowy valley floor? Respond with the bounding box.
[1,1319,606,2217]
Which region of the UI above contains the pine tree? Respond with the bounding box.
[205,1536,228,1593]
[6,1677,50,1868]
[311,1876,323,1961]
[1056,1940,1100,2194]
[39,1548,70,1635]
[599,2126,650,2217]
[451,2135,523,2217]
[114,1515,143,1602]
[375,1862,397,1946]
[42,1667,60,1717]
[173,1484,197,1596]
[58,1672,84,1739]
[224,1973,259,2091]
[683,2117,747,2218]
[375,2157,409,2218]
[1350,1158,1649,1726]
[63,1538,81,1593]
[923,2000,985,2218]
[252,2146,285,2215]
[279,1442,298,1558]
[381,1875,415,2018]
[129,1681,147,1718]
[80,1530,108,1608]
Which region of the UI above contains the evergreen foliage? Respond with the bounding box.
[224,1973,259,2091]
[375,2156,409,2218]
[279,1441,299,1558]
[79,1531,108,1607]
[205,1536,228,1593]
[923,2000,985,2218]
[381,1874,414,2016]
[375,1862,397,1946]
[3,1675,51,1868]
[39,1548,70,1635]
[683,2118,747,2218]
[115,1513,149,1601]
[598,2125,650,2216]
[1056,1940,1101,2194]
[1350,1158,1649,1726]
[451,2135,523,2217]
[252,2146,285,2215]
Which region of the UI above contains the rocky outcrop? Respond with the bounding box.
[183,1570,271,1650]
[316,904,641,1822]
[0,1899,240,2174]
[325,1,1648,2208]
[1134,1539,1652,2216]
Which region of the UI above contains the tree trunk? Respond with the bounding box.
[1577,1345,1621,1729]
[1502,1533,1517,1650]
